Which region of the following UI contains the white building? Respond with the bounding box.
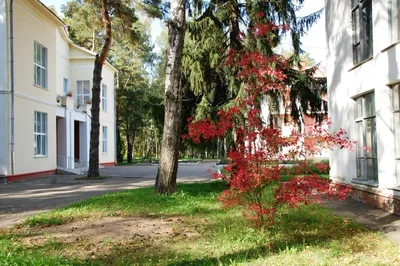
[326,0,400,213]
[0,0,117,182]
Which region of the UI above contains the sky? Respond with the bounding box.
[40,0,327,63]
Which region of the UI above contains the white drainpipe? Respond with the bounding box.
[9,0,15,175]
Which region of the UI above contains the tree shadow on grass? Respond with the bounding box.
[175,181,229,197]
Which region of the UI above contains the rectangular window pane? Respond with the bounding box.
[77,81,82,94]
[34,111,47,156]
[43,113,47,134]
[102,126,108,153]
[84,81,90,92]
[64,78,69,93]
[359,158,366,179]
[366,159,376,180]
[36,113,41,132]
[352,8,360,44]
[36,135,41,155]
[357,158,362,178]
[365,119,373,157]
[356,97,363,118]
[42,135,46,155]
[356,121,363,154]
[364,93,375,117]
[102,84,107,111]
[362,0,373,59]
[41,68,46,88]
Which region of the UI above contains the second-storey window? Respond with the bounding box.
[355,92,378,182]
[102,84,107,111]
[34,111,47,156]
[76,80,90,104]
[63,78,69,94]
[352,0,373,65]
[34,42,47,88]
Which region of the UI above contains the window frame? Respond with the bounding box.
[34,111,48,156]
[34,42,47,88]
[102,84,107,111]
[351,0,373,65]
[354,92,378,184]
[76,80,91,105]
[63,78,69,94]
[102,126,108,154]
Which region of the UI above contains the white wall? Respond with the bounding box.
[56,28,70,95]
[327,0,399,196]
[0,0,9,175]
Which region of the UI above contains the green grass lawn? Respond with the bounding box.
[117,158,154,165]
[280,174,330,182]
[0,181,398,265]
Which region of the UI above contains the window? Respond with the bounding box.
[355,92,378,182]
[391,0,400,42]
[102,126,108,154]
[63,78,69,94]
[393,84,400,183]
[76,80,90,104]
[34,111,47,156]
[102,84,107,111]
[34,42,47,88]
[352,0,373,65]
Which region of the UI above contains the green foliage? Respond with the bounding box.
[181,0,327,132]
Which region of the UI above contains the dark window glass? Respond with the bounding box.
[352,0,373,65]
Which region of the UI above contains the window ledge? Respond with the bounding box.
[388,186,400,192]
[34,155,48,158]
[33,84,48,91]
[348,57,373,72]
[380,41,400,53]
[351,178,378,187]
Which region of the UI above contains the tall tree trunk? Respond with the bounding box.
[87,0,112,177]
[127,131,135,163]
[155,0,186,194]
[116,72,124,163]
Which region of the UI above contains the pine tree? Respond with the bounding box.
[183,0,326,125]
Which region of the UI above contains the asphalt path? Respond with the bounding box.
[0,161,218,228]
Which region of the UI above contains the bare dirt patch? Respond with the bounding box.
[20,216,199,260]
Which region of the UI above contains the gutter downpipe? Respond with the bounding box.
[9,0,15,175]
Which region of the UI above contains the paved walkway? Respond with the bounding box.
[0,161,216,228]
[322,198,400,243]
[1,162,400,244]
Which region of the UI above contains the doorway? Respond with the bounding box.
[74,120,80,162]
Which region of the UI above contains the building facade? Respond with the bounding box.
[261,66,329,161]
[0,0,117,182]
[326,0,400,213]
